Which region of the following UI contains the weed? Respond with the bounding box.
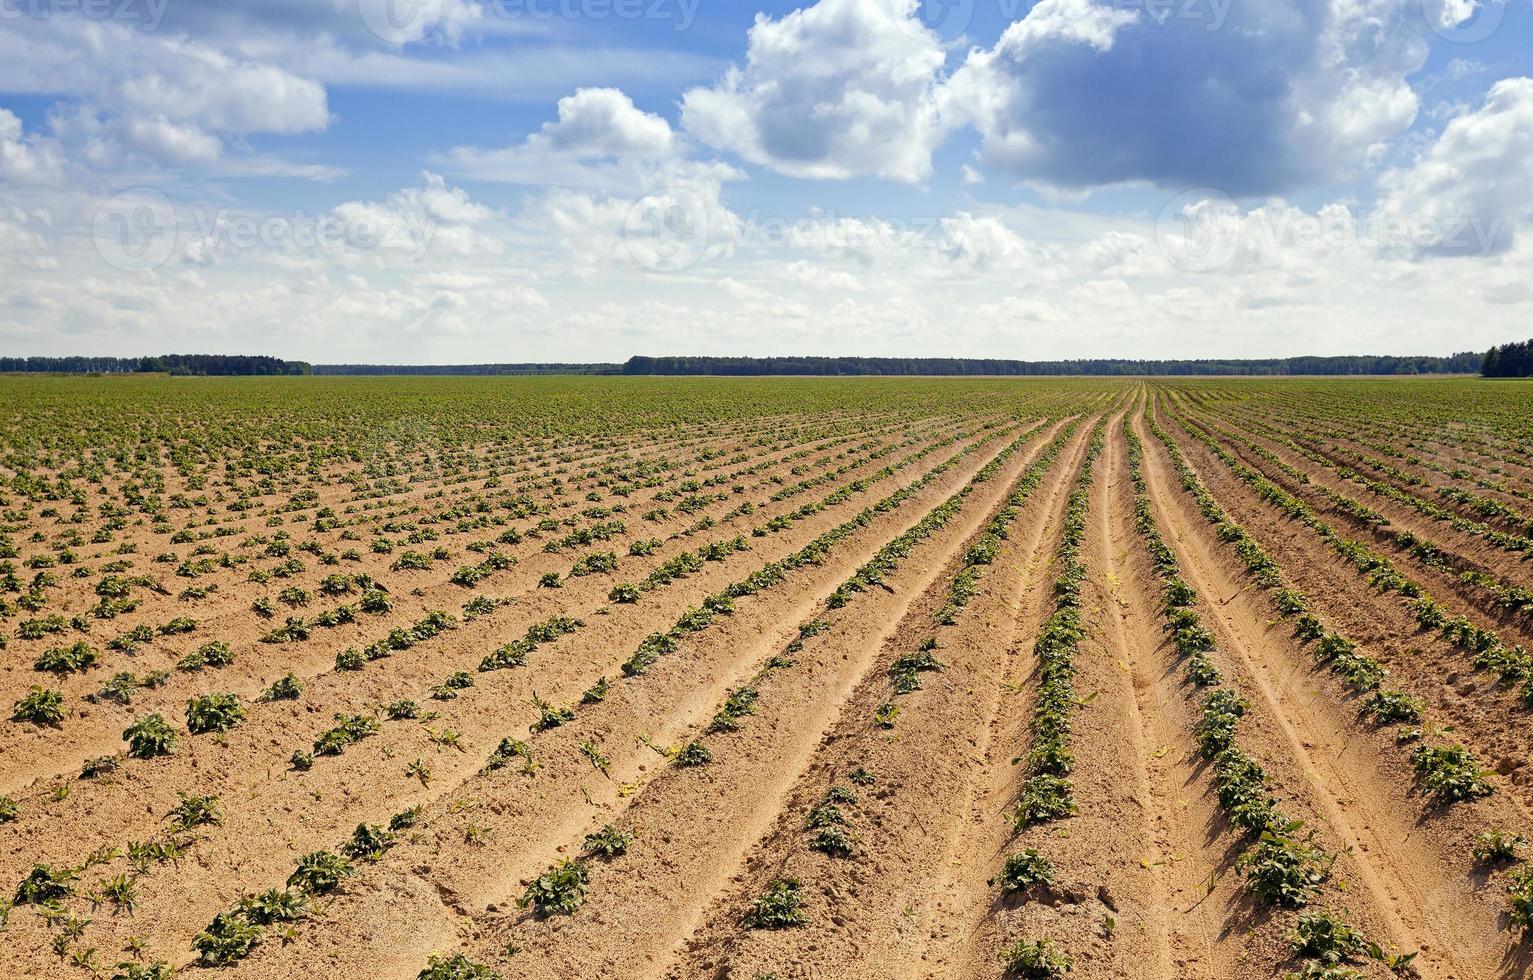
[111,961,174,980]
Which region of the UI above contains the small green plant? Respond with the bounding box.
[992,850,1056,894]
[237,888,307,925]
[287,850,354,895]
[191,911,262,966]
[1409,744,1494,803]
[111,960,174,980]
[999,937,1072,978]
[583,824,634,858]
[709,686,759,732]
[96,873,138,914]
[673,741,712,768]
[186,692,246,734]
[406,758,431,786]
[1507,865,1533,930]
[260,673,303,701]
[123,714,178,758]
[809,825,855,857]
[1237,827,1333,909]
[483,737,535,776]
[12,686,65,725]
[170,792,222,831]
[418,953,501,980]
[341,823,396,863]
[0,796,17,822]
[745,878,807,929]
[530,693,574,733]
[608,583,640,604]
[15,863,78,905]
[1472,829,1526,864]
[1289,909,1369,966]
[519,859,588,917]
[1363,690,1423,725]
[334,647,367,671]
[34,641,98,675]
[581,676,610,704]
[873,701,901,729]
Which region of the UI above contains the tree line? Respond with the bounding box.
[0,355,311,376]
[622,353,1484,377]
[312,363,620,376]
[1482,338,1533,378]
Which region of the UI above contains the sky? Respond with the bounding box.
[2,0,1532,364]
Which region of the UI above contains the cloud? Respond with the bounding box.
[0,109,65,185]
[437,87,692,188]
[1376,76,1533,256]
[681,0,947,183]
[943,0,1425,195]
[0,18,329,171]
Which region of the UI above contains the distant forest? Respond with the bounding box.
[1481,338,1533,378]
[622,353,1484,377]
[313,363,619,376]
[0,355,311,375]
[0,350,1500,377]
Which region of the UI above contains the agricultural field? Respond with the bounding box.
[2,374,1533,980]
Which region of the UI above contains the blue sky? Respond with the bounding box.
[1,0,1532,363]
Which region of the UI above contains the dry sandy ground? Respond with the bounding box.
[3,389,1532,980]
